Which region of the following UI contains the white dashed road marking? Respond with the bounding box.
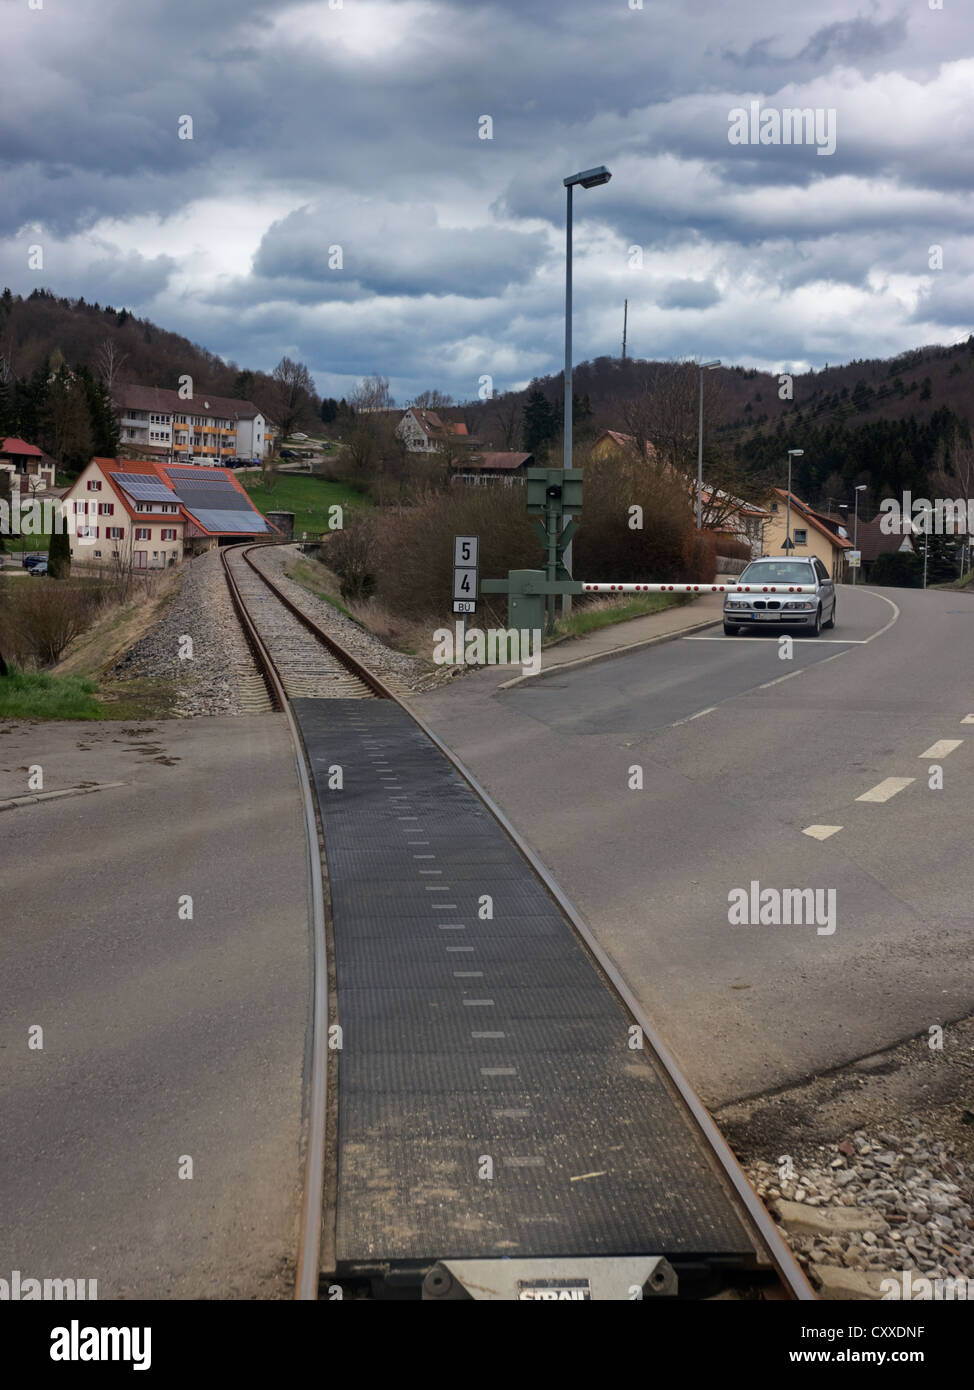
[920,739,962,759]
[856,777,915,803]
[803,825,843,841]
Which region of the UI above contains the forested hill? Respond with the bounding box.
[0,286,265,400]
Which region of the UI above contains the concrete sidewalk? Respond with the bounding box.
[501,592,724,687]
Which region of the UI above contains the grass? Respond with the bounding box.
[286,555,360,621]
[551,592,688,640]
[0,667,102,720]
[242,474,369,538]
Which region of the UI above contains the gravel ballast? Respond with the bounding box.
[111,549,261,716]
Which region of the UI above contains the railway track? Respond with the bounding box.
[220,541,814,1302]
[222,544,382,701]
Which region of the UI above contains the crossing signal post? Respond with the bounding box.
[481,469,584,633]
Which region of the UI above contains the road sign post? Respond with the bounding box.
[453,536,479,650]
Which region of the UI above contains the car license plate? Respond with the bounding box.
[756,612,779,620]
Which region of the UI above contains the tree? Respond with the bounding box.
[320,397,339,424]
[48,523,70,578]
[40,365,93,469]
[268,356,316,444]
[94,337,128,394]
[412,388,453,410]
[522,387,558,457]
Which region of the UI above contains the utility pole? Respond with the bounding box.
[622,300,628,362]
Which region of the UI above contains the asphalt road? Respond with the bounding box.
[0,717,309,1298]
[413,584,974,1105]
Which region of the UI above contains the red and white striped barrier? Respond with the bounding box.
[581,582,816,594]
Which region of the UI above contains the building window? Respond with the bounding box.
[93,550,102,557]
[793,529,807,545]
[770,501,778,512]
[107,526,124,540]
[98,503,114,515]
[86,479,102,491]
[135,528,151,540]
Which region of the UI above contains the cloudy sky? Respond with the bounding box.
[3,0,973,402]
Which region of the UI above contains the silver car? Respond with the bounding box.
[723,556,836,636]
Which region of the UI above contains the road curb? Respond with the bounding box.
[497,615,723,690]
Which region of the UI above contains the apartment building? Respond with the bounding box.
[112,385,274,462]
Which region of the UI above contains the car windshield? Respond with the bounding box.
[738,561,815,585]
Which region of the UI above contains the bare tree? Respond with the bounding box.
[95,338,128,394]
[269,357,317,445]
[412,388,453,410]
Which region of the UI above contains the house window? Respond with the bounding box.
[86,479,102,491]
[770,501,778,512]
[107,526,124,540]
[161,528,177,540]
[98,503,114,515]
[135,528,151,540]
[793,528,807,545]
[93,550,102,557]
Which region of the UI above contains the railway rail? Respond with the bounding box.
[220,541,814,1302]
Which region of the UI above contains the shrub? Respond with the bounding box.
[324,513,380,600]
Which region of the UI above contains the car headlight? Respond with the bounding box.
[725,600,749,609]
[782,600,815,610]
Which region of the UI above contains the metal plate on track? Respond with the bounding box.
[294,698,755,1265]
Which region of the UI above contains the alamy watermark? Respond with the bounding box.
[1,1269,97,1299]
[433,625,541,677]
[728,880,836,936]
[879,493,974,536]
[728,100,837,156]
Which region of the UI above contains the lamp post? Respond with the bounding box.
[785,448,803,551]
[917,504,934,590]
[696,360,721,529]
[852,484,867,586]
[561,164,611,615]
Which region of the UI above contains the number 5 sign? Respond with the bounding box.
[453,535,479,613]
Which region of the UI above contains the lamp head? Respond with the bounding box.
[565,165,612,189]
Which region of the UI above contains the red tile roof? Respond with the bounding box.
[770,488,852,549]
[1,437,44,457]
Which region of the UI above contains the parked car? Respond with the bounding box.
[21,551,45,569]
[279,448,297,459]
[723,556,836,636]
[28,558,49,576]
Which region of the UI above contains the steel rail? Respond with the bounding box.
[220,544,330,1300]
[226,541,814,1301]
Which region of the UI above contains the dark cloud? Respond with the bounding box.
[1,0,971,397]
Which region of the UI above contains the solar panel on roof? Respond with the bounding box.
[169,475,236,492]
[190,509,274,533]
[111,472,183,503]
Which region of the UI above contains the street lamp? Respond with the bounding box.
[696,360,721,530]
[785,449,803,551]
[561,164,612,615]
[915,504,935,590]
[851,484,867,586]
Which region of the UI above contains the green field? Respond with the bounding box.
[242,474,369,538]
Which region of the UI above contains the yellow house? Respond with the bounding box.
[761,488,852,580]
